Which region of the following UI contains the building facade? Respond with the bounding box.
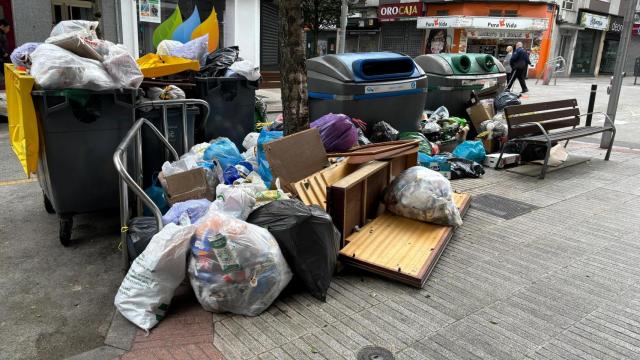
[555,0,637,76]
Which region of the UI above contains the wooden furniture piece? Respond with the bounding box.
[327,161,390,246]
[339,193,471,288]
[499,99,616,179]
[292,160,358,209]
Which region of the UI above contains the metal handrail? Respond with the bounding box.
[113,118,179,270]
[536,56,567,86]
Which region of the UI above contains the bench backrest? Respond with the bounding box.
[504,99,580,139]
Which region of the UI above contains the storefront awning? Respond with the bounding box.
[417,16,548,31]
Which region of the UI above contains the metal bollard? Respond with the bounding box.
[586,84,597,127]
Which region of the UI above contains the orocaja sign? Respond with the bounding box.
[378,2,423,22]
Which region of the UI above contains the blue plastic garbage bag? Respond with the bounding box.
[203,138,244,170]
[223,161,254,185]
[162,199,212,226]
[418,153,449,167]
[143,174,169,216]
[452,141,486,164]
[256,129,283,188]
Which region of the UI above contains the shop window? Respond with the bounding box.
[504,10,518,17]
[562,0,574,11]
[436,10,449,16]
[489,10,502,17]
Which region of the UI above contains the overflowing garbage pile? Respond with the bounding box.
[10,20,143,90]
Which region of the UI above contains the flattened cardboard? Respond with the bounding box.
[264,128,329,191]
[160,167,214,204]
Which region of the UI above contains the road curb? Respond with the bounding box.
[65,310,137,360]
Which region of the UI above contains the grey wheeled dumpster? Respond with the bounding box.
[414,53,506,118]
[307,52,428,132]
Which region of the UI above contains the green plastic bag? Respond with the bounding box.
[398,132,432,156]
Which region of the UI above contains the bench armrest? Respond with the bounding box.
[511,121,552,145]
[578,112,616,129]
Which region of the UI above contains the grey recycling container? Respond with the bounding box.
[32,89,138,246]
[307,52,428,132]
[414,53,506,118]
[193,77,258,148]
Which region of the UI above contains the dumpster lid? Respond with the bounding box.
[307,52,424,83]
[415,54,504,76]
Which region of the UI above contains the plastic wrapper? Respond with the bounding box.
[421,121,442,135]
[452,141,486,164]
[229,60,261,81]
[369,121,399,143]
[144,175,170,216]
[201,46,239,77]
[247,200,340,301]
[357,128,371,146]
[256,130,283,188]
[157,35,209,66]
[46,32,104,61]
[50,20,99,38]
[209,186,258,220]
[223,161,254,185]
[429,106,450,121]
[479,119,508,138]
[203,138,244,170]
[384,166,462,226]
[399,132,432,156]
[189,212,292,316]
[242,132,260,152]
[30,44,117,90]
[10,42,41,68]
[115,224,196,331]
[494,91,521,112]
[267,115,284,131]
[103,43,143,88]
[162,156,199,177]
[162,199,212,226]
[147,85,186,100]
[311,113,358,152]
[126,217,159,261]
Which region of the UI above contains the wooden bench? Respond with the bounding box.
[497,99,616,179]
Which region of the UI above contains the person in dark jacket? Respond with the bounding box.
[506,42,531,93]
[0,19,12,64]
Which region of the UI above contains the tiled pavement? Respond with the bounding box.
[116,142,640,360]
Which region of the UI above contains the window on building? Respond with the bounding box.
[51,0,93,23]
[504,10,518,17]
[436,10,449,16]
[489,9,503,17]
[562,0,574,11]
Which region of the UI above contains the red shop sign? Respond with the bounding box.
[633,24,640,36]
[378,2,423,22]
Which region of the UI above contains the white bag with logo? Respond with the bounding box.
[114,223,195,332]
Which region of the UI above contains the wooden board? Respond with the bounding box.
[329,140,420,164]
[292,160,358,209]
[339,193,471,288]
[265,128,328,192]
[328,161,389,247]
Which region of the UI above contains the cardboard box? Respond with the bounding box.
[426,161,452,179]
[159,167,215,205]
[484,153,520,169]
[466,102,494,134]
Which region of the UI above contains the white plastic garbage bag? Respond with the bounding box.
[114,223,196,332]
[229,60,261,81]
[50,20,99,38]
[189,211,292,316]
[384,166,463,226]
[29,44,117,90]
[102,43,143,88]
[157,35,209,65]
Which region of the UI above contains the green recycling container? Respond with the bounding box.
[414,53,506,118]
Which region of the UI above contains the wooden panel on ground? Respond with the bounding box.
[339,193,472,288]
[292,160,358,209]
[264,128,328,192]
[329,140,420,164]
[328,161,390,246]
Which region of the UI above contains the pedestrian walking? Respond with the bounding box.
[503,46,513,81]
[506,42,531,93]
[0,19,12,64]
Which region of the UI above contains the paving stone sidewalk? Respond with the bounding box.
[109,141,640,360]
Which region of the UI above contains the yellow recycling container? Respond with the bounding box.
[4,64,38,177]
[136,54,200,78]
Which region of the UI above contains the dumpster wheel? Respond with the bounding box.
[43,192,55,214]
[59,216,73,246]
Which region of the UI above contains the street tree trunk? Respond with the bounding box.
[279,0,310,135]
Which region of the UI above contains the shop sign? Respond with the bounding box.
[608,16,624,33]
[579,12,609,30]
[417,16,471,29]
[633,23,640,36]
[466,30,534,39]
[469,17,548,31]
[139,0,161,23]
[378,2,423,22]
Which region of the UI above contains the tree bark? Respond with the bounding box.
[279,0,310,135]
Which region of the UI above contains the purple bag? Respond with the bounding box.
[310,113,358,152]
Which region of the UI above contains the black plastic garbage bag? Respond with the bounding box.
[201,46,239,77]
[502,142,557,162]
[247,200,340,301]
[369,121,399,143]
[126,217,159,262]
[448,157,485,179]
[357,128,371,145]
[494,91,521,112]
